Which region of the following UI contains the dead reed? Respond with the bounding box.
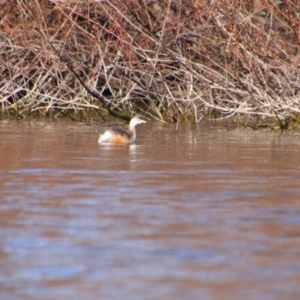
[0,0,299,126]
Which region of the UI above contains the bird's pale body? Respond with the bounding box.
[98,116,146,144]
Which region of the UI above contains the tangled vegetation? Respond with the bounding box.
[0,0,299,126]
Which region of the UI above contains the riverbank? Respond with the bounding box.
[1,1,299,127]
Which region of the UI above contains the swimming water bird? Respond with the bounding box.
[98,115,146,144]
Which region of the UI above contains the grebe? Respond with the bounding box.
[98,115,146,144]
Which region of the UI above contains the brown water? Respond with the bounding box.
[0,119,300,300]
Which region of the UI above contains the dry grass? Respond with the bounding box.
[0,0,299,126]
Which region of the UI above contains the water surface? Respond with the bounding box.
[0,119,300,300]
